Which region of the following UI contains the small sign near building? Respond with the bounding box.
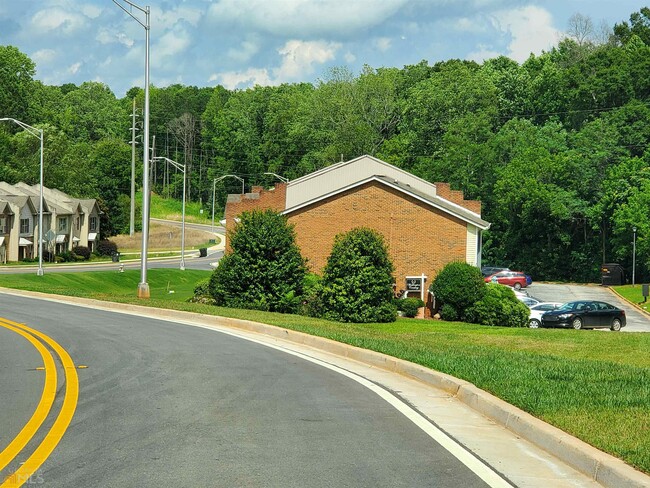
[405,276,423,291]
[405,274,428,302]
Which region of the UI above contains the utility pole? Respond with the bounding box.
[130,98,138,236]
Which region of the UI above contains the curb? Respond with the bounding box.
[3,288,650,488]
[608,287,650,319]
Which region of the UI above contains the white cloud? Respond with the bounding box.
[466,45,502,63]
[32,49,58,65]
[31,7,87,35]
[227,38,260,63]
[210,39,340,89]
[374,37,392,52]
[275,40,340,80]
[344,51,356,63]
[81,4,103,19]
[207,0,407,37]
[489,5,560,62]
[68,62,81,75]
[154,27,193,63]
[153,5,203,28]
[209,68,273,90]
[96,28,134,47]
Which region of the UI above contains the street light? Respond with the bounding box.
[263,172,289,183]
[211,175,245,232]
[113,0,151,298]
[633,226,637,286]
[0,118,44,276]
[153,157,186,271]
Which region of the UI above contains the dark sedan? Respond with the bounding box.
[540,300,626,331]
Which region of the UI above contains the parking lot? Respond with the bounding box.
[527,283,650,332]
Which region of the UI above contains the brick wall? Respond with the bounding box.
[434,182,481,215]
[224,183,286,251]
[287,181,468,289]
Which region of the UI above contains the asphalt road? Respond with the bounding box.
[0,293,496,487]
[527,283,650,332]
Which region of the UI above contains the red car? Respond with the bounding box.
[485,270,529,290]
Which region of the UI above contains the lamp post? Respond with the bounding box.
[633,226,637,286]
[263,172,289,183]
[0,118,44,276]
[211,175,244,233]
[113,0,151,298]
[154,157,186,270]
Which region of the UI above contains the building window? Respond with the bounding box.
[0,217,5,233]
[76,217,80,230]
[90,216,97,232]
[20,218,30,234]
[58,217,67,232]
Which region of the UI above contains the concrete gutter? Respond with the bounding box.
[2,288,649,488]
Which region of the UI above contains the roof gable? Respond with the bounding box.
[283,175,489,230]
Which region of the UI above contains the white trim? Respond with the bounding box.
[19,237,32,246]
[88,232,97,241]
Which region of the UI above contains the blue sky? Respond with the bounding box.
[1,1,647,98]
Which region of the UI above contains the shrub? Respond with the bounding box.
[430,262,486,321]
[96,239,118,257]
[189,278,216,304]
[465,283,530,327]
[73,246,91,261]
[398,297,425,318]
[209,209,307,313]
[318,227,396,323]
[439,303,459,321]
[298,274,324,317]
[56,251,73,262]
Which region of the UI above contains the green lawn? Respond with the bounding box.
[1,271,649,474]
[146,191,214,224]
[614,284,650,315]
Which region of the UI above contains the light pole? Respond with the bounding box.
[153,157,186,270]
[633,226,637,286]
[113,0,151,298]
[0,118,44,276]
[263,172,289,183]
[211,175,244,232]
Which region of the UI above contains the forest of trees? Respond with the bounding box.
[1,8,650,283]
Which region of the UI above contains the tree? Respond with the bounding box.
[0,46,35,123]
[614,7,650,45]
[567,13,595,47]
[209,210,307,312]
[318,228,396,323]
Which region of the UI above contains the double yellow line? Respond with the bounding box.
[0,318,79,487]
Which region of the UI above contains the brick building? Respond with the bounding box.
[224,155,490,302]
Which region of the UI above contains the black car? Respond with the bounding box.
[540,300,626,331]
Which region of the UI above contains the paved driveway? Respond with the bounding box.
[527,283,650,332]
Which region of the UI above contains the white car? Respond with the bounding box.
[529,302,564,328]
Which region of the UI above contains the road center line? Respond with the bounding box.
[0,319,78,488]
[0,320,57,475]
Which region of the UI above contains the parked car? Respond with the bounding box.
[528,302,563,328]
[484,270,529,290]
[481,266,509,277]
[518,296,540,307]
[540,300,626,331]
